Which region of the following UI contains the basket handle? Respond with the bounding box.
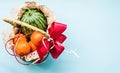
[2,17,49,38]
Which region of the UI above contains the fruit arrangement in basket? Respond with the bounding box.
[2,2,67,65]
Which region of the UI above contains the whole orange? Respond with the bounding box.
[15,39,31,56]
[30,31,44,46]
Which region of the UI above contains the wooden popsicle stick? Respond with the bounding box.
[2,17,49,38]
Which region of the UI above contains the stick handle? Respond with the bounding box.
[2,17,49,38]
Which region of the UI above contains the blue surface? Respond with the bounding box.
[0,0,120,73]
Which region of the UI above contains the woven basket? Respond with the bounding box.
[3,2,56,65]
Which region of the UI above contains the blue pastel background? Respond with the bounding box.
[0,0,120,73]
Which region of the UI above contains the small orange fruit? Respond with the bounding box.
[15,40,30,56]
[30,31,44,46]
[29,41,36,51]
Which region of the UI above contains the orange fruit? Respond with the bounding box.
[30,31,44,46]
[15,40,30,56]
[13,34,26,44]
[29,41,36,51]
